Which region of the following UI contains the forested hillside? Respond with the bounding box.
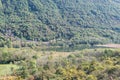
[0,0,120,79]
[0,0,120,46]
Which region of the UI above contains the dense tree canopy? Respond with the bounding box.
[0,0,120,46]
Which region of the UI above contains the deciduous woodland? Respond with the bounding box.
[0,48,120,80]
[0,0,120,46]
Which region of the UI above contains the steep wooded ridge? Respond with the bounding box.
[0,0,120,46]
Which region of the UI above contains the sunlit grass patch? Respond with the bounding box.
[0,64,18,76]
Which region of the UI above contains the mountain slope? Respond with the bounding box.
[0,0,120,46]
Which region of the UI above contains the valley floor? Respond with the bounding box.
[0,47,119,80]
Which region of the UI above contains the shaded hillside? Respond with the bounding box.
[0,0,120,46]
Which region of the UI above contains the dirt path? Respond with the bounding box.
[96,44,120,48]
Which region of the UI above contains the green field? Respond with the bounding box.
[0,64,18,76]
